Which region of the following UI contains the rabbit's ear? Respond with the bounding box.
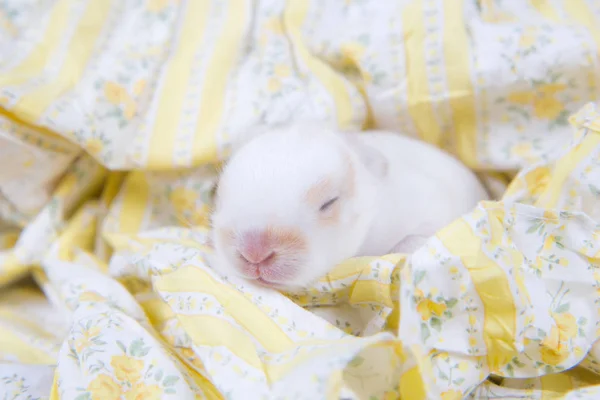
[341,132,389,179]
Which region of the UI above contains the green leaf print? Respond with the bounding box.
[430,317,442,332]
[554,303,570,314]
[421,323,431,341]
[116,340,127,354]
[163,375,180,387]
[414,270,426,285]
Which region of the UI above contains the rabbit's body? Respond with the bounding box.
[211,124,488,290]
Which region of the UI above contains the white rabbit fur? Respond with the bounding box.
[210,123,489,290]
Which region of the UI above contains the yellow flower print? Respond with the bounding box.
[511,142,532,158]
[518,28,537,49]
[534,96,564,120]
[441,389,463,400]
[479,0,515,23]
[267,77,282,93]
[468,314,477,325]
[468,336,477,347]
[507,84,566,121]
[186,203,210,226]
[86,138,105,156]
[553,312,577,338]
[543,210,559,222]
[558,258,569,267]
[540,326,570,365]
[125,383,163,400]
[170,187,198,213]
[104,82,127,104]
[104,81,137,119]
[531,257,543,270]
[524,167,550,198]
[416,299,447,320]
[123,97,137,120]
[274,64,291,78]
[458,361,470,372]
[111,355,144,383]
[542,235,555,251]
[524,314,535,326]
[414,288,424,299]
[87,374,122,400]
[79,291,106,303]
[574,347,585,359]
[448,266,459,274]
[75,326,101,353]
[133,79,147,96]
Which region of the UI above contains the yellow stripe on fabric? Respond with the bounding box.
[140,298,176,329]
[146,0,211,169]
[178,314,263,369]
[191,0,246,165]
[284,0,355,128]
[0,309,57,340]
[564,0,600,99]
[398,346,432,399]
[0,253,27,288]
[101,172,127,207]
[155,265,294,353]
[564,1,600,49]
[0,0,71,87]
[117,171,150,233]
[0,107,73,145]
[14,0,113,123]
[319,254,405,282]
[537,133,600,208]
[185,327,365,382]
[49,371,59,400]
[0,326,55,364]
[104,234,211,253]
[348,280,396,308]
[0,231,18,250]
[437,218,517,372]
[326,369,344,400]
[443,0,479,168]
[401,0,442,146]
[180,365,222,400]
[57,203,97,261]
[399,366,427,400]
[540,373,573,398]
[530,0,561,21]
[489,206,532,309]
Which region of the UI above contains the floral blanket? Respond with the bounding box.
[1,0,600,399]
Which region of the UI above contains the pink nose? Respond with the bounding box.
[238,231,277,266]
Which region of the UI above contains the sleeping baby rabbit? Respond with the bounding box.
[210,123,489,290]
